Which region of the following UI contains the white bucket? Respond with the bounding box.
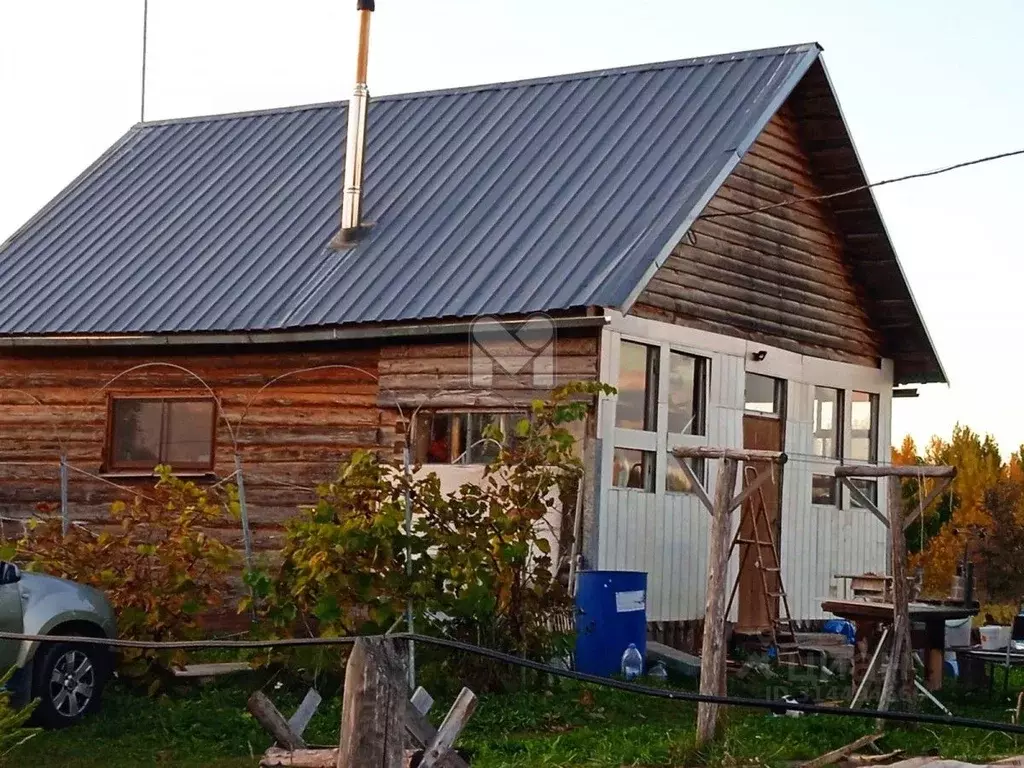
[980,625,1011,651]
[945,617,971,648]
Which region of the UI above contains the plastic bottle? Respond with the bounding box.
[648,661,668,681]
[621,643,643,681]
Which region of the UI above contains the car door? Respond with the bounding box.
[0,564,24,672]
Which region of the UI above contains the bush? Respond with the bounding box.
[16,467,238,689]
[248,382,613,690]
[0,668,37,765]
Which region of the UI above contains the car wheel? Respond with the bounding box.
[32,643,107,728]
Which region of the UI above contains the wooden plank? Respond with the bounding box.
[248,691,305,750]
[337,637,407,768]
[673,446,786,464]
[261,747,339,767]
[798,732,882,768]
[410,686,434,715]
[419,687,478,768]
[835,465,956,479]
[696,456,739,746]
[287,688,322,738]
[903,476,954,531]
[839,477,888,528]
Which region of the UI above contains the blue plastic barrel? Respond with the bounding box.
[575,570,647,677]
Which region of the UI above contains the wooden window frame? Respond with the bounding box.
[104,395,218,473]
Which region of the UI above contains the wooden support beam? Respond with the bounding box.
[902,476,954,531]
[890,476,916,709]
[727,465,776,513]
[419,688,478,768]
[674,446,787,464]
[248,691,305,750]
[835,465,956,479]
[287,689,322,738]
[799,732,883,768]
[338,637,407,768]
[696,456,739,747]
[839,477,889,528]
[675,455,714,513]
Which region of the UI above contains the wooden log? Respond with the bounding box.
[419,688,478,768]
[248,691,305,750]
[672,446,787,464]
[834,465,955,479]
[798,732,882,768]
[696,456,739,746]
[337,637,408,768]
[260,748,422,768]
[889,476,915,709]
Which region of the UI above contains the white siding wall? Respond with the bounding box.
[597,311,893,622]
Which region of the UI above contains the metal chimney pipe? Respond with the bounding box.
[337,0,375,246]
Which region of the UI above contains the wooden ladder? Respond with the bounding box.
[725,464,801,663]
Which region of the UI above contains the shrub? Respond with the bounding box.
[248,381,613,690]
[0,668,37,765]
[16,467,238,689]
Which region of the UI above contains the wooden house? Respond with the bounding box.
[0,43,944,635]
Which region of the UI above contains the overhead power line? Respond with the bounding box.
[700,147,1024,220]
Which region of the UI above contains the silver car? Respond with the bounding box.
[0,561,117,728]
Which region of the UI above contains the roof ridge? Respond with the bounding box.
[138,42,820,129]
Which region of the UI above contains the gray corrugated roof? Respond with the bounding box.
[0,44,821,335]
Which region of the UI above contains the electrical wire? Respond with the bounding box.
[699,148,1024,220]
[2,629,1024,735]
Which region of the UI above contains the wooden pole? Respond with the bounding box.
[338,637,407,768]
[248,691,306,751]
[696,456,739,747]
[889,475,916,709]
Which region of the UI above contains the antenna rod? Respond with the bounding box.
[140,0,149,122]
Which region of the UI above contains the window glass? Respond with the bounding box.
[811,474,837,505]
[667,352,706,435]
[111,400,162,466]
[850,478,879,509]
[109,398,215,471]
[812,387,842,458]
[414,411,528,465]
[850,392,879,463]
[745,374,783,415]
[612,448,655,491]
[616,341,658,431]
[666,454,705,494]
[164,401,215,466]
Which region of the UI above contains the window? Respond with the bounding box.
[849,478,879,510]
[612,448,655,491]
[616,341,658,431]
[667,351,707,435]
[745,373,784,415]
[812,387,842,458]
[850,392,879,463]
[413,411,528,465]
[107,397,216,471]
[666,453,705,494]
[811,474,837,505]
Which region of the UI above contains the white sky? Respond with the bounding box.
[1,0,1022,455]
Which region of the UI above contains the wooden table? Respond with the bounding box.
[822,598,977,691]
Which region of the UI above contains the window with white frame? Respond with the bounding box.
[612,338,709,494]
[849,391,880,508]
[812,386,842,459]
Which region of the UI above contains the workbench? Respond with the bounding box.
[822,598,977,691]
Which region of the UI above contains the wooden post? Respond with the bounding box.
[696,456,739,747]
[338,637,407,768]
[889,475,915,709]
[249,691,306,750]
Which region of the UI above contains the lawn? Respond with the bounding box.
[9,661,1024,767]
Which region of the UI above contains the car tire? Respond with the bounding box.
[31,642,108,729]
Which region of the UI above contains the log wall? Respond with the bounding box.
[631,102,883,367]
[0,344,390,554]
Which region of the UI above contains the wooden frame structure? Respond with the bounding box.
[673,445,788,746]
[833,464,957,715]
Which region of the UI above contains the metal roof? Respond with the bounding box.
[0,44,821,335]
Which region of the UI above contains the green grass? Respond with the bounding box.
[9,664,1024,767]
